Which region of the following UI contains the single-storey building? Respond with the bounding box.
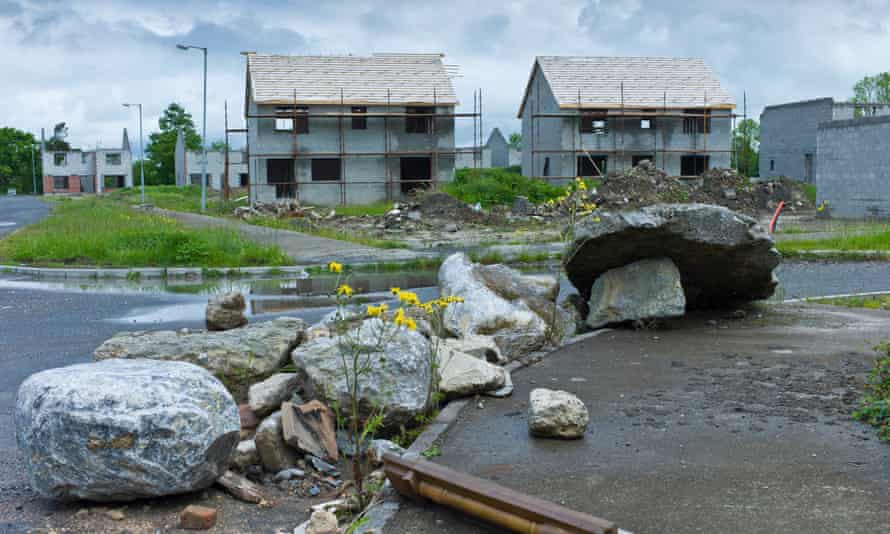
[41,129,133,194]
[518,56,735,181]
[244,53,460,205]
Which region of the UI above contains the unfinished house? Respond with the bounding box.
[42,129,133,194]
[174,130,248,190]
[518,57,735,181]
[759,98,890,183]
[244,53,478,205]
[455,129,519,170]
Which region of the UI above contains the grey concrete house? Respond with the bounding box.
[817,115,890,218]
[454,129,520,170]
[41,129,133,194]
[244,53,461,205]
[518,56,735,180]
[174,130,248,190]
[759,98,890,183]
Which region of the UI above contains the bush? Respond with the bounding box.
[443,168,565,207]
[853,344,890,441]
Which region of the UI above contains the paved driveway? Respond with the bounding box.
[0,196,50,238]
[390,304,890,533]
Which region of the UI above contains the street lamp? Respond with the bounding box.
[176,43,208,213]
[123,103,145,204]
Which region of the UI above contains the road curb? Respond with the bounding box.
[0,264,309,280]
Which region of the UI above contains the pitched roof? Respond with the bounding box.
[246,53,458,106]
[518,56,734,117]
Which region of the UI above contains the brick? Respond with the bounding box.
[239,404,260,429]
[180,505,217,530]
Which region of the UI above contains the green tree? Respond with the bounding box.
[851,72,890,116]
[209,140,227,151]
[731,118,759,178]
[508,132,521,150]
[145,103,201,185]
[0,128,42,194]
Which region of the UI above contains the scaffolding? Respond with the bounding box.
[528,85,744,180]
[229,88,483,206]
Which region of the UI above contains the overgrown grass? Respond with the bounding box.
[853,343,890,441]
[0,198,292,267]
[109,185,248,216]
[334,202,393,217]
[778,228,890,253]
[442,168,566,207]
[810,294,890,310]
[800,183,817,204]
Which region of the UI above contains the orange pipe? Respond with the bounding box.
[769,200,785,234]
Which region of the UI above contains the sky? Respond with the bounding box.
[3,0,890,154]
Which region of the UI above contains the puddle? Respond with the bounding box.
[0,270,441,325]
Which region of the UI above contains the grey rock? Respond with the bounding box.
[369,439,406,465]
[586,257,686,329]
[230,439,259,471]
[438,346,506,398]
[485,368,514,398]
[308,455,340,477]
[436,335,504,364]
[15,359,239,501]
[564,204,780,308]
[248,373,299,417]
[438,253,549,360]
[444,223,459,233]
[273,468,306,482]
[206,292,247,331]
[511,195,534,216]
[94,317,306,390]
[291,318,431,428]
[254,411,299,473]
[528,388,589,439]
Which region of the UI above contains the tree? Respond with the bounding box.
[508,132,521,151]
[0,128,41,194]
[144,103,202,185]
[209,140,227,151]
[851,72,890,116]
[44,122,71,151]
[731,118,759,178]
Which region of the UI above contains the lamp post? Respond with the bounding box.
[30,143,36,195]
[123,103,145,204]
[177,43,208,213]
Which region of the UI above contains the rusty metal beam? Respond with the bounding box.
[383,454,617,534]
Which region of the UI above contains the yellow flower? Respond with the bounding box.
[445,295,464,304]
[405,318,417,331]
[337,284,353,297]
[394,307,407,326]
[366,303,388,317]
[397,291,420,306]
[420,303,434,314]
[593,216,601,223]
[390,287,401,295]
[328,261,343,273]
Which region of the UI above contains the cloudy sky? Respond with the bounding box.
[3,0,889,152]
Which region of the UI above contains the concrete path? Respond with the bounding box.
[156,208,432,265]
[389,304,890,533]
[0,196,50,238]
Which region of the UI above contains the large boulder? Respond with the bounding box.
[439,254,558,359]
[564,204,780,308]
[528,388,589,439]
[291,318,431,428]
[586,257,686,329]
[94,317,306,392]
[206,292,247,331]
[15,359,239,501]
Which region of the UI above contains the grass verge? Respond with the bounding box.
[853,343,890,441]
[109,184,248,216]
[0,197,292,267]
[777,228,890,256]
[810,294,890,311]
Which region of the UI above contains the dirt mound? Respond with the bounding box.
[412,191,497,224]
[592,163,814,215]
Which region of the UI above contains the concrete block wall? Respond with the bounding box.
[759,98,834,183]
[248,101,456,205]
[817,115,890,219]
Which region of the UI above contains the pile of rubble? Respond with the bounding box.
[589,162,813,215]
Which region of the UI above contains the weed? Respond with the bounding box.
[853,344,890,441]
[422,444,442,458]
[443,167,565,207]
[125,271,141,281]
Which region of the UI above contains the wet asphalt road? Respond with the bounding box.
[0,196,49,238]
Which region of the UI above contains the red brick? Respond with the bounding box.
[239,404,260,429]
[180,505,217,530]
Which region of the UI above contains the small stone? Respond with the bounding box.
[308,456,339,477]
[239,404,260,429]
[369,439,406,465]
[206,292,247,331]
[180,505,217,530]
[308,485,321,497]
[249,373,300,418]
[274,468,306,482]
[230,439,259,471]
[75,508,89,518]
[105,508,125,521]
[528,388,589,439]
[444,223,459,233]
[307,510,338,534]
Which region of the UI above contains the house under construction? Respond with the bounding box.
[243,53,480,205]
[518,56,736,181]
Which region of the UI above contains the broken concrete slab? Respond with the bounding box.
[254,411,299,473]
[281,400,339,463]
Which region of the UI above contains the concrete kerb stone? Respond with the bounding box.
[0,264,309,280]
